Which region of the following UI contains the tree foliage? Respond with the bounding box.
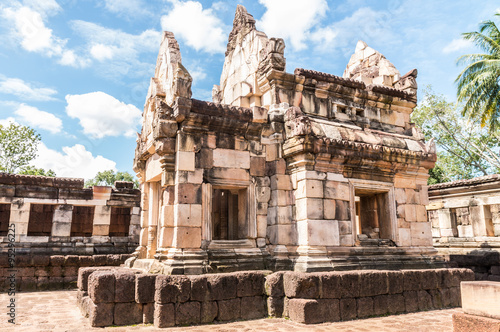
[85,169,139,188]
[456,13,500,130]
[412,86,500,183]
[18,166,56,177]
[0,123,41,174]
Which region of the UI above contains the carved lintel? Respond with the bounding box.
[173,97,192,122]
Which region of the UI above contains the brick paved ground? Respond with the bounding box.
[0,290,460,331]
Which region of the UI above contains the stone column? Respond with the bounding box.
[147,181,159,258]
[51,204,73,237]
[9,198,30,242]
[92,186,112,237]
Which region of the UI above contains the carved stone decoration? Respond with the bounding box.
[394,69,418,96]
[225,4,256,56]
[258,37,286,74]
[212,85,222,103]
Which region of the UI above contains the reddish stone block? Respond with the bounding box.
[19,277,37,291]
[283,272,320,299]
[340,298,357,321]
[64,255,80,266]
[31,255,50,266]
[265,272,285,297]
[217,298,241,321]
[175,301,201,325]
[404,290,418,312]
[63,266,78,277]
[78,256,94,267]
[250,157,266,176]
[449,286,461,307]
[49,266,63,278]
[89,302,114,327]
[77,267,112,291]
[387,271,404,294]
[64,276,78,289]
[319,298,340,322]
[93,255,108,266]
[428,289,443,309]
[458,268,475,282]
[114,302,143,326]
[88,271,115,303]
[420,270,439,290]
[206,274,237,301]
[49,277,65,290]
[321,273,341,299]
[267,297,284,317]
[417,290,432,311]
[288,299,324,324]
[16,255,31,267]
[35,268,49,277]
[107,254,122,266]
[360,271,388,297]
[18,267,35,277]
[155,275,190,304]
[357,297,374,318]
[136,274,157,303]
[236,271,265,297]
[190,276,210,302]
[143,303,154,324]
[115,272,135,303]
[339,272,360,298]
[440,288,452,307]
[241,296,267,320]
[387,294,405,314]
[373,295,389,316]
[154,303,175,328]
[201,301,218,323]
[37,277,50,291]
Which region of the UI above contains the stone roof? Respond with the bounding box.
[0,172,84,188]
[428,174,500,190]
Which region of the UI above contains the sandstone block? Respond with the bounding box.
[324,181,350,200]
[175,301,201,325]
[173,227,201,248]
[450,286,461,307]
[387,271,404,294]
[78,267,111,291]
[250,157,266,176]
[206,274,237,300]
[387,294,405,314]
[176,151,195,172]
[265,272,285,297]
[271,190,293,207]
[295,198,323,220]
[201,301,218,323]
[360,271,388,297]
[154,303,175,328]
[296,179,323,199]
[270,174,292,190]
[213,149,250,169]
[114,302,143,326]
[256,186,271,203]
[267,296,284,317]
[323,199,336,220]
[288,299,324,324]
[236,271,265,297]
[88,271,115,303]
[339,272,361,298]
[283,272,320,299]
[175,183,202,204]
[174,204,202,227]
[143,302,154,324]
[190,275,209,302]
[267,224,297,245]
[297,219,339,246]
[50,255,65,267]
[417,290,432,311]
[410,222,432,246]
[404,290,418,312]
[321,273,341,298]
[217,298,241,321]
[89,302,114,327]
[115,272,136,303]
[340,298,357,321]
[241,296,267,320]
[373,295,389,316]
[357,297,374,318]
[155,275,191,304]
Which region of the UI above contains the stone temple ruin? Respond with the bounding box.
[129,5,441,274]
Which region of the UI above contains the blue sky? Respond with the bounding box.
[0,0,498,180]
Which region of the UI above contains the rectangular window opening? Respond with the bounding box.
[71,206,95,237]
[355,189,395,246]
[0,204,11,236]
[212,188,247,240]
[109,207,131,237]
[28,204,55,236]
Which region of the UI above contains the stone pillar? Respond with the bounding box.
[470,204,495,237]
[9,198,30,241]
[135,182,149,259]
[147,181,159,258]
[51,204,73,237]
[93,205,111,236]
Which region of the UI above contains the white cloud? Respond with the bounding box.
[442,38,473,54]
[2,4,89,68]
[32,143,117,180]
[0,77,57,101]
[161,0,227,53]
[258,0,329,51]
[21,0,61,17]
[71,20,160,77]
[65,91,141,139]
[90,43,114,61]
[189,66,207,81]
[0,117,17,127]
[15,103,62,133]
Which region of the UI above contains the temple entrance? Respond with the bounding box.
[211,188,247,240]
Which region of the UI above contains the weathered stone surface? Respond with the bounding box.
[190,275,210,302]
[217,298,241,321]
[154,303,175,328]
[236,271,265,297]
[267,296,284,317]
[404,290,419,312]
[357,297,374,318]
[155,275,191,304]
[136,274,157,303]
[201,301,218,323]
[175,301,201,325]
[339,272,360,298]
[321,273,341,299]
[417,290,433,311]
[360,271,388,297]
[288,299,324,324]
[89,302,114,327]
[265,272,285,297]
[241,296,267,320]
[88,271,115,303]
[452,312,500,332]
[284,272,320,299]
[115,272,136,303]
[206,274,237,300]
[143,303,154,324]
[340,298,357,321]
[114,302,143,326]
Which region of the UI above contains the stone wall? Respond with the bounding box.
[77,268,474,327]
[0,173,140,255]
[427,175,500,281]
[0,253,132,292]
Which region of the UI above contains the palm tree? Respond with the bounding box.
[456,13,500,130]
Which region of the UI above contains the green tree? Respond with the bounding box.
[412,86,500,184]
[456,13,500,130]
[18,166,56,177]
[85,169,139,188]
[0,122,41,173]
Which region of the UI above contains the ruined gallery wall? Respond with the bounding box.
[427,175,500,281]
[0,173,140,290]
